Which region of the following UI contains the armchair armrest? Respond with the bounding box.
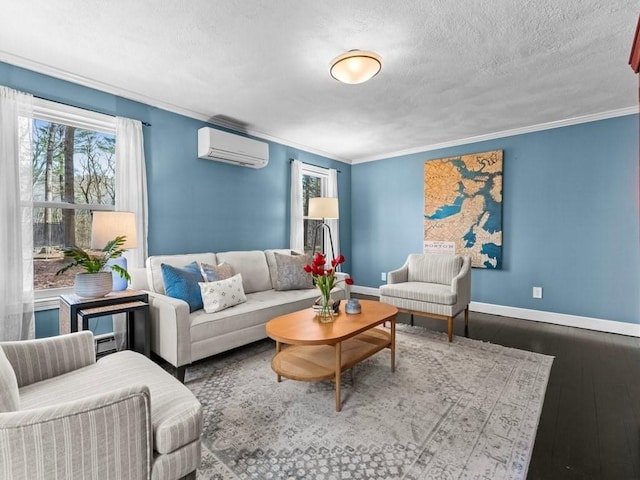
[145,291,192,368]
[0,385,152,479]
[451,256,472,306]
[1,331,95,388]
[387,265,408,284]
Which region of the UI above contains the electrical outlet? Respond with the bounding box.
[381,272,387,281]
[532,286,543,299]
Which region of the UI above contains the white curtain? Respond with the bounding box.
[114,117,148,350]
[290,159,304,252]
[0,86,34,341]
[115,117,148,268]
[325,168,340,260]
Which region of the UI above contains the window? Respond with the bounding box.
[301,164,328,255]
[31,100,116,294]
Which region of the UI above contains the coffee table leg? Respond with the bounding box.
[391,316,396,373]
[335,342,342,412]
[276,341,282,383]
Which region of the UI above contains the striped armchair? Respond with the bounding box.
[380,254,471,342]
[0,331,202,480]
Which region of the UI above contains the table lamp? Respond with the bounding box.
[91,211,137,291]
[308,197,338,261]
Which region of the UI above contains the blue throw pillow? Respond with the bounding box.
[161,262,204,312]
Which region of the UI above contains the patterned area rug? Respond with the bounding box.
[186,325,553,479]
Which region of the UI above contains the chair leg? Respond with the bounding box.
[175,366,186,383]
[410,314,414,326]
[447,317,453,342]
[464,306,470,338]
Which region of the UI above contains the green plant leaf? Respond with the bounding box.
[55,235,131,276]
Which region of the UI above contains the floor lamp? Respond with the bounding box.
[308,197,338,263]
[91,211,138,291]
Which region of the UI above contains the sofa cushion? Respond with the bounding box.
[200,262,234,282]
[147,253,217,294]
[19,350,202,456]
[0,347,19,412]
[161,262,204,312]
[189,288,321,343]
[407,254,463,285]
[274,252,314,291]
[265,249,295,289]
[199,274,247,313]
[216,250,272,294]
[380,281,457,305]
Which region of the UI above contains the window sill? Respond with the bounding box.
[34,287,73,311]
[35,296,61,311]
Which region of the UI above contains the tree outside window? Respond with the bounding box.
[32,118,115,291]
[302,173,325,255]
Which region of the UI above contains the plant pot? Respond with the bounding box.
[74,272,113,298]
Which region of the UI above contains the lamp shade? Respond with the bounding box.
[330,50,382,84]
[91,211,137,250]
[308,197,339,219]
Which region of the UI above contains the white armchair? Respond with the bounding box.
[0,331,202,480]
[380,254,471,342]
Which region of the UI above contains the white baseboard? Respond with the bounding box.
[351,285,381,297]
[350,285,640,337]
[470,302,640,337]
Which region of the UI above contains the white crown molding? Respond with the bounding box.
[3,51,636,168]
[350,285,639,337]
[0,51,350,164]
[351,106,640,164]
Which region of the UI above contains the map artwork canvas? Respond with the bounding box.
[424,150,503,269]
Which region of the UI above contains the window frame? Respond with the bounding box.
[301,163,329,255]
[31,99,117,308]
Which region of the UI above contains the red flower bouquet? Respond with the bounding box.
[304,253,354,322]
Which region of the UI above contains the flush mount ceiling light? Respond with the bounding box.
[329,50,382,84]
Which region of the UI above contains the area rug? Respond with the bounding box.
[186,325,553,479]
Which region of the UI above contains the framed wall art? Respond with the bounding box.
[424,150,503,269]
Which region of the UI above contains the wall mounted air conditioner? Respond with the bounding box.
[197,127,269,168]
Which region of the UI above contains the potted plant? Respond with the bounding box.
[55,236,131,298]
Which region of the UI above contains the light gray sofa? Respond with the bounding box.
[0,331,202,480]
[380,253,471,342]
[130,249,349,381]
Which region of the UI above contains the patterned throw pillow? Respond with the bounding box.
[161,262,204,312]
[200,262,234,282]
[199,273,247,313]
[273,252,314,291]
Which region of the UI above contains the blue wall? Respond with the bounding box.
[0,62,351,261]
[3,61,638,329]
[35,309,113,338]
[352,115,640,324]
[0,61,351,337]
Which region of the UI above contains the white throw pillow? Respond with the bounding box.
[199,273,247,313]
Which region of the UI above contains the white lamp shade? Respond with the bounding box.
[91,211,138,250]
[308,197,339,219]
[330,50,382,84]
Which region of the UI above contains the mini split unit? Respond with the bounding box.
[197,127,269,168]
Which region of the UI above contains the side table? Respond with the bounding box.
[59,289,150,357]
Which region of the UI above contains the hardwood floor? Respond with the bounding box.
[354,294,640,480]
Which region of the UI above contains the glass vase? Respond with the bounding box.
[316,292,335,323]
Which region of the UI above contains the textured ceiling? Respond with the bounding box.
[0,0,638,162]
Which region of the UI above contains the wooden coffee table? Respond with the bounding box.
[266,300,398,412]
